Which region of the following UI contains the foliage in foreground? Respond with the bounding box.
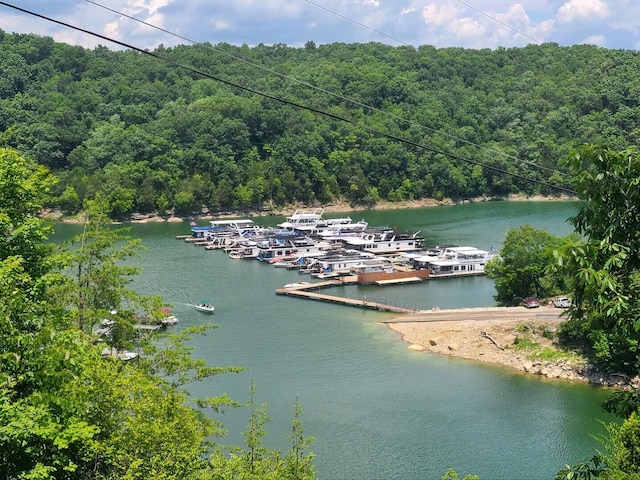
[0,147,315,479]
[552,145,640,479]
[554,145,640,376]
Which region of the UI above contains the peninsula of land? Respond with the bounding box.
[385,305,638,389]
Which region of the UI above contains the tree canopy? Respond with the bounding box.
[3,34,640,217]
[556,145,640,376]
[485,224,575,306]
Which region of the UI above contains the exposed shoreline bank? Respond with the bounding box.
[385,308,639,389]
[49,193,577,224]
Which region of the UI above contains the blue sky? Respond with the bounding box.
[1,0,639,51]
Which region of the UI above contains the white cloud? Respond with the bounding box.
[210,19,232,32]
[500,4,530,29]
[422,3,461,28]
[104,21,121,41]
[1,0,640,51]
[450,16,485,41]
[557,0,610,24]
[352,0,381,7]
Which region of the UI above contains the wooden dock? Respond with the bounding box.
[275,279,418,313]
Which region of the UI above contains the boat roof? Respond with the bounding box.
[429,260,459,266]
[209,218,257,227]
[443,246,485,253]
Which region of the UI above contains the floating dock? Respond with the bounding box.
[275,279,419,313]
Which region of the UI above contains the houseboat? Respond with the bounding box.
[350,258,431,285]
[308,250,376,277]
[278,208,356,235]
[340,229,424,254]
[411,246,496,278]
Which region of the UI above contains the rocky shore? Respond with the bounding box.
[386,310,639,389]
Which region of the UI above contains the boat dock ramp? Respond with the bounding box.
[276,279,421,313]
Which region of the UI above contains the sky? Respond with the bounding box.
[1,0,639,51]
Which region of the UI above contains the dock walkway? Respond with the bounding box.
[275,279,419,313]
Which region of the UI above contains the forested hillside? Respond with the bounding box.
[1,30,639,217]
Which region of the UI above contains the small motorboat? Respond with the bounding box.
[161,315,179,325]
[195,303,215,313]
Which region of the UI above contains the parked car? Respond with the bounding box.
[553,297,571,308]
[522,296,540,308]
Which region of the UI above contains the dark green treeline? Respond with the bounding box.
[1,31,639,217]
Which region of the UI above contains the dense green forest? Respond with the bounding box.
[2,30,640,217]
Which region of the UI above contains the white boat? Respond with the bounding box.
[229,249,253,259]
[317,219,369,239]
[161,315,179,326]
[284,281,310,289]
[195,303,215,313]
[278,208,355,235]
[340,229,424,254]
[310,250,376,276]
[101,348,138,361]
[411,246,497,278]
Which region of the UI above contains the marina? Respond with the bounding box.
[179,208,497,299]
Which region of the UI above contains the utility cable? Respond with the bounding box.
[452,0,543,45]
[82,0,562,176]
[0,1,575,195]
[302,0,412,47]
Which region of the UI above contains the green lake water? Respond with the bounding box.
[54,201,617,480]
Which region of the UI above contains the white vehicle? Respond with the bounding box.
[553,297,571,308]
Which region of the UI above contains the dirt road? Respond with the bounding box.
[383,305,564,324]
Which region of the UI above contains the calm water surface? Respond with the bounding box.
[56,202,616,480]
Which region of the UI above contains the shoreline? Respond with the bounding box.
[48,194,577,224]
[384,308,639,389]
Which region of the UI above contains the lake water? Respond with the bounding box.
[55,201,616,480]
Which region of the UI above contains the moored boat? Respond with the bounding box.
[284,281,310,289]
[410,246,497,278]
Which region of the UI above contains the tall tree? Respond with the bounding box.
[485,224,570,306]
[56,195,144,334]
[556,145,640,374]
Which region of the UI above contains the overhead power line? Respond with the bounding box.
[302,0,412,47]
[83,0,561,177]
[452,0,542,45]
[0,1,575,195]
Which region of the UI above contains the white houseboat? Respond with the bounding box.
[278,208,356,235]
[411,246,496,277]
[340,229,424,254]
[309,250,376,278]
